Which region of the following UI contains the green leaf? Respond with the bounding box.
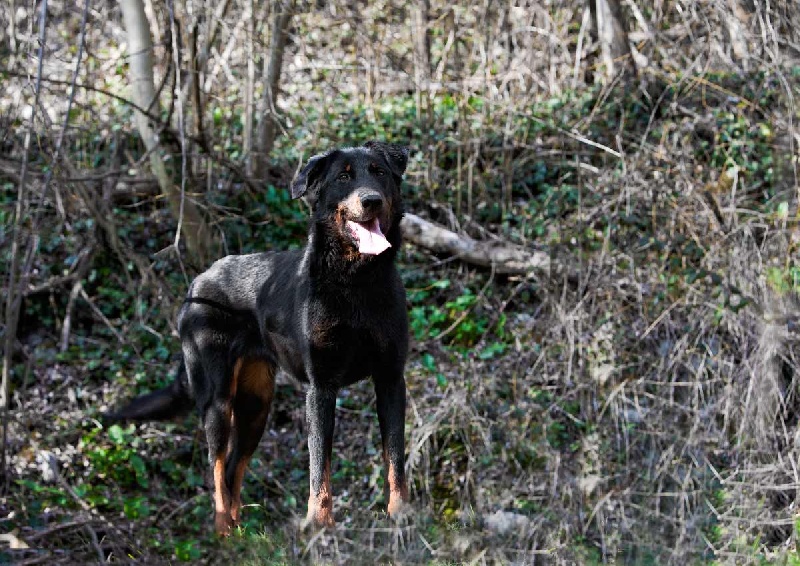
[130,454,148,488]
[421,352,436,371]
[123,496,150,519]
[175,540,202,562]
[107,424,125,445]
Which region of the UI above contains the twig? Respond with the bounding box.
[166,0,188,255]
[59,246,95,352]
[531,114,623,159]
[13,554,55,566]
[39,0,90,219]
[401,213,551,275]
[83,523,105,563]
[26,519,95,542]
[157,493,206,524]
[78,287,129,348]
[3,71,267,193]
[572,6,591,90]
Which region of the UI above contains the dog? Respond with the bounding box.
[107,141,410,535]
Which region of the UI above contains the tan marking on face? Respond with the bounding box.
[339,190,391,232]
[340,191,365,219]
[306,459,335,527]
[333,206,361,261]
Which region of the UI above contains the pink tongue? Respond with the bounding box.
[347,218,391,255]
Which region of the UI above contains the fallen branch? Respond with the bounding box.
[400,213,550,276]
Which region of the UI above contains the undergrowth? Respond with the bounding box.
[2,59,800,565]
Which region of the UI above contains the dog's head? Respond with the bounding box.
[290,141,409,257]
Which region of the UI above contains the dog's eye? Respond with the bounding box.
[374,168,386,176]
[337,173,351,182]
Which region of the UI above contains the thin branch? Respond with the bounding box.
[6,71,265,193]
[78,288,130,348]
[40,0,90,219]
[166,0,189,253]
[59,245,95,352]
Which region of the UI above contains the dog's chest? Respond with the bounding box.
[305,310,393,387]
[308,303,392,352]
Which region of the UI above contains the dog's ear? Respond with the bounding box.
[291,152,330,200]
[363,141,410,178]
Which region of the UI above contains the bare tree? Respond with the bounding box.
[243,0,257,176]
[254,0,292,179]
[1,0,47,492]
[591,0,634,81]
[118,0,215,266]
[725,0,752,69]
[412,0,432,122]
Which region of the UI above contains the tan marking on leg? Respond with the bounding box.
[228,360,275,526]
[229,456,250,524]
[383,448,408,518]
[237,360,275,403]
[213,454,232,536]
[230,358,243,399]
[306,459,335,527]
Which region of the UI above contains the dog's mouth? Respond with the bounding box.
[346,217,391,256]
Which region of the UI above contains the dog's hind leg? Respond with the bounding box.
[184,342,236,536]
[225,358,276,526]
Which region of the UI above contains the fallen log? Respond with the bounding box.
[400,213,549,276]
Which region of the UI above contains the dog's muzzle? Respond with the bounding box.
[344,190,391,255]
[359,192,384,213]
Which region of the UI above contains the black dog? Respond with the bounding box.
[108,141,410,534]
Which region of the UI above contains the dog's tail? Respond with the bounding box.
[104,361,193,422]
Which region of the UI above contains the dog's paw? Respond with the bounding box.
[214,511,234,537]
[387,499,412,523]
[300,506,336,531]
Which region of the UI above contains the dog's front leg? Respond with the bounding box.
[304,384,337,527]
[375,374,408,518]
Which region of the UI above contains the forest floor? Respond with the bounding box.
[2,7,800,564]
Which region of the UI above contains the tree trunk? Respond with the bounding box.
[243,0,257,176]
[725,0,751,69]
[118,0,214,267]
[254,0,292,179]
[412,0,431,122]
[591,0,634,81]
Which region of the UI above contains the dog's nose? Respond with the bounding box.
[360,193,383,211]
